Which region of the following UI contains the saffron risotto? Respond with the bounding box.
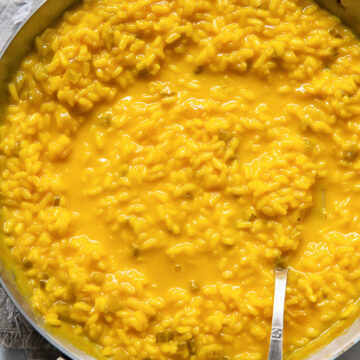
[3,0,360,358]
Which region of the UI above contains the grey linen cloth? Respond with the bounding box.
[0,1,65,359]
[0,293,63,359]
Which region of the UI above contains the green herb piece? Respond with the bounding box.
[189,280,200,292]
[186,338,196,355]
[156,331,174,343]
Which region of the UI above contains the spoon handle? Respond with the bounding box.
[268,268,288,360]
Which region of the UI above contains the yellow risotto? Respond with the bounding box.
[2,0,360,358]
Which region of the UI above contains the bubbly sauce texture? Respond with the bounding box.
[2,0,360,358]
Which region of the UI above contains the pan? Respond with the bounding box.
[0,0,359,359]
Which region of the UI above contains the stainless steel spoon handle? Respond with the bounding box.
[268,268,288,360]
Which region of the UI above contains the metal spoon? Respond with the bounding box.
[268,267,288,360]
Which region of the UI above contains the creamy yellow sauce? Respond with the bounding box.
[2,0,360,359]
